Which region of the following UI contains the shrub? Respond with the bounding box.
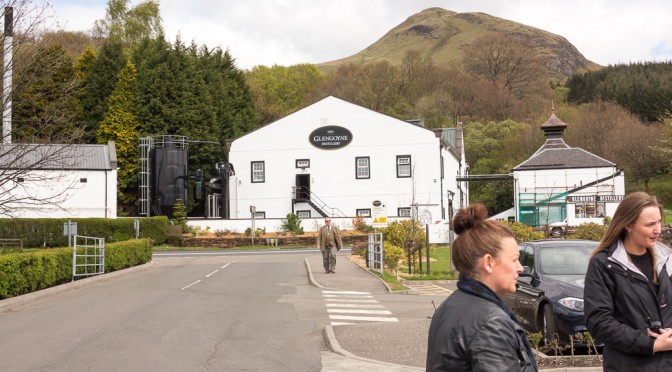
[352,215,373,232]
[505,221,545,243]
[571,223,606,241]
[384,244,405,274]
[281,213,304,235]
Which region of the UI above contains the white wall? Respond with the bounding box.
[228,96,464,224]
[1,169,117,218]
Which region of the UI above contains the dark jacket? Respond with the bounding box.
[584,240,672,371]
[426,279,537,372]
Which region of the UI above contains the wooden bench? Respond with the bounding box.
[0,238,24,252]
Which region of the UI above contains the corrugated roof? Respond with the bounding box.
[0,143,117,170]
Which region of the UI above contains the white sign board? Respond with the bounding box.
[427,223,450,244]
[372,203,387,228]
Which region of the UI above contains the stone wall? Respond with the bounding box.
[181,234,368,249]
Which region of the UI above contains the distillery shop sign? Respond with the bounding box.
[309,126,353,149]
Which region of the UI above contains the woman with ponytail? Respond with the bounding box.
[426,204,537,371]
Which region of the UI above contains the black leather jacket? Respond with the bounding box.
[585,240,672,371]
[426,286,537,371]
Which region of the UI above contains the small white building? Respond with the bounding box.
[0,142,118,218]
[512,113,625,227]
[220,96,467,231]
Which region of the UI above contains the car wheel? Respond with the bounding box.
[551,227,563,238]
[542,303,557,345]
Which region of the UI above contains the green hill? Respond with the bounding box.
[318,8,601,81]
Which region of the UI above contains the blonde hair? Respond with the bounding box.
[452,204,515,278]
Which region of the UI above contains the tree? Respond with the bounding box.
[12,44,83,143]
[92,0,163,48]
[79,41,127,143]
[97,62,140,215]
[246,63,325,125]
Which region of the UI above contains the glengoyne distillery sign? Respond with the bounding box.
[309,126,353,149]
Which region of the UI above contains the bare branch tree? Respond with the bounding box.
[0,1,91,216]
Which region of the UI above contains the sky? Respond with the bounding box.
[47,0,672,71]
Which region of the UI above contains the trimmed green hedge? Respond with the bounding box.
[0,217,167,248]
[0,239,153,300]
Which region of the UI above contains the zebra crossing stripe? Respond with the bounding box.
[329,315,399,322]
[322,290,398,325]
[327,309,392,315]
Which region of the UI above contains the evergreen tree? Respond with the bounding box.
[12,44,83,143]
[79,42,127,143]
[97,62,141,215]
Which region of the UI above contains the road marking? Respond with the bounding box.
[326,304,384,308]
[205,270,219,277]
[404,282,453,296]
[322,290,398,325]
[181,280,201,290]
[327,309,392,315]
[221,263,231,269]
[329,315,399,322]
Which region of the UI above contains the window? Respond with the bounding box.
[398,207,411,217]
[355,157,370,179]
[296,159,310,169]
[251,161,265,183]
[397,155,411,178]
[16,177,24,183]
[80,178,88,183]
[254,211,266,219]
[297,210,311,218]
[356,209,371,217]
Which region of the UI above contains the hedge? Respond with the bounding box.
[0,216,167,248]
[0,239,153,300]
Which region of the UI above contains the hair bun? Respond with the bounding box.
[452,204,489,235]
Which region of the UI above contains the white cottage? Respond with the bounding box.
[512,113,625,227]
[0,142,118,218]
[223,96,466,231]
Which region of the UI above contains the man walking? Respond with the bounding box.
[318,218,343,274]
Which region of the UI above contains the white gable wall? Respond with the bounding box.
[228,97,463,224]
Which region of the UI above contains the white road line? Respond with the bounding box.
[329,315,399,322]
[205,270,219,278]
[327,309,392,315]
[221,263,231,269]
[331,322,356,326]
[326,304,384,308]
[181,280,201,290]
[322,294,374,298]
[322,290,370,295]
[324,299,379,303]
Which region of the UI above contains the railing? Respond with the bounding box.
[295,186,347,217]
[72,235,105,279]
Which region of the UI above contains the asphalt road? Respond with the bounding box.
[0,251,334,371]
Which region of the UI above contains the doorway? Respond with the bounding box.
[296,174,310,200]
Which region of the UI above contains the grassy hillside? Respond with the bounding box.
[318,7,602,81]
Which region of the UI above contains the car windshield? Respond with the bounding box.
[539,244,595,275]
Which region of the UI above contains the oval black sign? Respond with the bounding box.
[309,125,353,150]
[372,200,382,207]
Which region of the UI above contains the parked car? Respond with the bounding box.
[548,219,571,238]
[503,239,600,349]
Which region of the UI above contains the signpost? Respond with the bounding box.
[250,205,256,245]
[371,200,387,228]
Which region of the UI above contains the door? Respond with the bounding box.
[295,174,310,200]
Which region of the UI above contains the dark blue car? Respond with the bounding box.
[503,239,600,348]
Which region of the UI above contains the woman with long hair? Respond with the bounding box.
[426,204,537,371]
[585,191,672,370]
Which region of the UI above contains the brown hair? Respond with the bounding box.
[593,191,664,256]
[451,204,516,278]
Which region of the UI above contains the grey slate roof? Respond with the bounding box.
[0,142,117,170]
[513,112,616,171]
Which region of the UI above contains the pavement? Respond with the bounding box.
[305,250,426,371]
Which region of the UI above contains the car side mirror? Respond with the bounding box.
[520,266,533,277]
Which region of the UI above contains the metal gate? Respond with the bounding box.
[72,235,105,279]
[367,233,384,274]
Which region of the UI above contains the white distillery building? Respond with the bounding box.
[512,113,625,227]
[0,142,118,218]
[209,96,467,232]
